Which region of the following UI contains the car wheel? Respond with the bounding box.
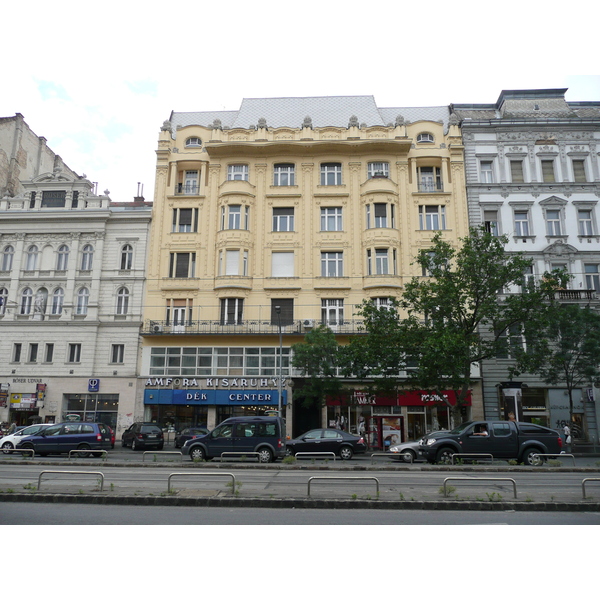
[436,447,455,465]
[20,443,35,457]
[190,446,205,461]
[285,447,294,457]
[401,449,416,463]
[257,447,274,463]
[339,446,354,460]
[77,444,92,458]
[1,441,14,454]
[522,448,544,466]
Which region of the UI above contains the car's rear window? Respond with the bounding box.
[141,425,161,434]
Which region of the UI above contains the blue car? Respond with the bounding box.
[16,422,112,457]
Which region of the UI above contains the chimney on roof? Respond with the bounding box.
[134,182,145,202]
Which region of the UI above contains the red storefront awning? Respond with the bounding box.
[327,390,471,407]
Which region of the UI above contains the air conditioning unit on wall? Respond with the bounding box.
[150,322,163,333]
[302,319,315,330]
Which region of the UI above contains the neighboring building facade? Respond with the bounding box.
[453,88,600,444]
[142,95,475,442]
[0,163,152,434]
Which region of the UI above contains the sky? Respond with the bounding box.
[2,1,599,203]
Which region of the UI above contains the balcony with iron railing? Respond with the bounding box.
[417,181,444,193]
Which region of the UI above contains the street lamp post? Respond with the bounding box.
[275,306,283,417]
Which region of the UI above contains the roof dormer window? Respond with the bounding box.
[185,137,202,147]
[417,133,434,144]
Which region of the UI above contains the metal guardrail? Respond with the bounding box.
[38,470,105,492]
[532,453,576,466]
[307,476,379,497]
[370,452,402,464]
[582,478,600,499]
[443,477,517,499]
[142,451,183,462]
[220,452,260,462]
[294,452,337,462]
[68,449,108,459]
[167,472,235,494]
[451,453,494,465]
[2,448,35,458]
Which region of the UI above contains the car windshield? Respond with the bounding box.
[449,422,474,435]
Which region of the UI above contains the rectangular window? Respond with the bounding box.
[221,250,240,276]
[546,209,562,235]
[227,164,249,181]
[321,207,343,231]
[480,161,494,183]
[271,299,294,326]
[321,299,344,326]
[521,265,535,290]
[418,167,442,192]
[272,207,294,232]
[497,324,524,359]
[172,208,198,233]
[111,344,125,364]
[13,343,22,362]
[484,210,499,236]
[419,205,446,230]
[578,209,594,236]
[585,264,600,292]
[28,343,38,363]
[183,170,199,195]
[271,252,294,277]
[169,252,196,278]
[541,160,555,183]
[68,343,82,363]
[368,162,389,178]
[321,252,343,277]
[44,343,54,363]
[573,159,587,183]
[514,211,530,236]
[221,205,249,230]
[375,249,389,274]
[369,203,387,228]
[273,164,295,186]
[510,161,524,183]
[320,163,342,186]
[220,298,244,325]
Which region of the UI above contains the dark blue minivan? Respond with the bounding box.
[16,422,112,457]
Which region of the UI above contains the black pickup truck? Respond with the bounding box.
[418,420,563,465]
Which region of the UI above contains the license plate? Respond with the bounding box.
[148,434,157,439]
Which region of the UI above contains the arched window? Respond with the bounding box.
[51,288,64,315]
[20,287,33,314]
[1,245,14,271]
[26,245,39,271]
[116,286,129,315]
[417,132,434,143]
[81,244,94,271]
[120,244,133,270]
[185,137,202,147]
[76,287,89,315]
[56,245,69,271]
[0,287,8,315]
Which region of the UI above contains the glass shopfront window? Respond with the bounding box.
[64,394,119,429]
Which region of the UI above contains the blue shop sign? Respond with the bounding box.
[144,389,286,406]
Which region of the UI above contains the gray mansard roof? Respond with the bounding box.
[169,96,450,131]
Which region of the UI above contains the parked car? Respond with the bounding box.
[174,427,209,448]
[418,420,563,465]
[16,422,112,457]
[182,416,286,463]
[121,423,164,451]
[286,428,367,460]
[1,423,53,453]
[388,438,424,462]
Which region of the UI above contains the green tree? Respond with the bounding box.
[512,303,600,425]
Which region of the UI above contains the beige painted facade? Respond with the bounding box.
[141,97,474,440]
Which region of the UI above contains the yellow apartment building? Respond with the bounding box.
[139,96,472,445]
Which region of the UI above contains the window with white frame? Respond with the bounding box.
[578,209,594,236]
[76,287,89,315]
[227,164,249,181]
[169,252,196,278]
[2,245,14,271]
[320,163,342,186]
[273,164,295,186]
[585,264,600,292]
[480,161,494,183]
[173,208,198,233]
[220,298,244,325]
[496,323,524,359]
[51,288,64,315]
[521,265,535,290]
[116,287,129,315]
[20,287,33,315]
[219,249,248,276]
[321,207,343,231]
[367,248,390,275]
[81,244,94,271]
[56,245,69,271]
[222,204,249,230]
[514,210,531,236]
[484,210,499,236]
[185,137,202,147]
[418,167,443,192]
[368,162,389,178]
[417,133,434,143]
[321,299,344,326]
[111,344,125,364]
[572,159,587,183]
[419,205,446,230]
[272,207,294,231]
[510,161,525,183]
[182,170,199,194]
[541,160,556,183]
[372,297,393,310]
[367,203,393,229]
[321,252,343,277]
[545,209,562,236]
[120,244,133,270]
[271,252,294,277]
[68,343,81,363]
[26,245,38,270]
